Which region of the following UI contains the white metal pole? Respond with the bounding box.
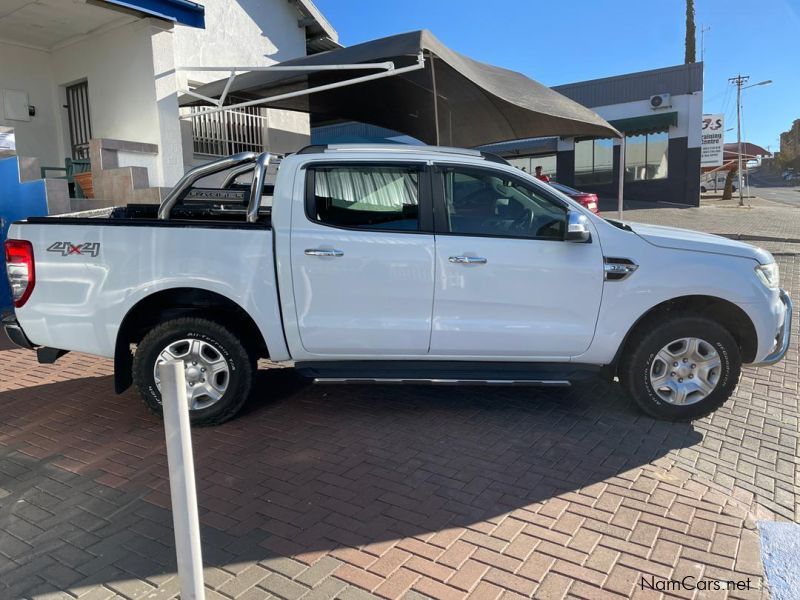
[431,53,440,146]
[181,54,426,118]
[160,361,205,600]
[617,136,626,220]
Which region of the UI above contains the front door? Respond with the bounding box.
[290,162,435,355]
[430,165,604,357]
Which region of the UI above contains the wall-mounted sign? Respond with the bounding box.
[701,114,724,167]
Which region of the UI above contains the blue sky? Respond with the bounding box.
[315,0,799,152]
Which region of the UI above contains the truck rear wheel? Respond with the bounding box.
[620,316,741,420]
[132,317,254,426]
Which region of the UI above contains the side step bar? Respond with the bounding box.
[313,378,571,386]
[296,361,602,386]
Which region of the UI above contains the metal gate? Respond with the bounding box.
[65,81,92,159]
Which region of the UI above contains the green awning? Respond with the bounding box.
[609,111,677,135]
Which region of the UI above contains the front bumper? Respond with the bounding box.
[753,289,793,366]
[2,313,36,350]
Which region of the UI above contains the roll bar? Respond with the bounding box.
[158,152,271,223]
[221,163,256,188]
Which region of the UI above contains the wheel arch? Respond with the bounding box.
[610,294,758,376]
[114,287,268,393]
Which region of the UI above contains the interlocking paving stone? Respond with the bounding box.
[0,202,797,598]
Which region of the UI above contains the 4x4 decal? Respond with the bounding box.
[47,241,100,257]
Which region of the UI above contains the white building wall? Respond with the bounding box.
[173,0,307,84]
[0,42,62,167]
[149,25,185,186]
[1,18,185,188]
[51,20,162,153]
[590,92,704,147]
[173,0,311,162]
[2,1,320,188]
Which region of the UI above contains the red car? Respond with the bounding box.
[548,182,599,214]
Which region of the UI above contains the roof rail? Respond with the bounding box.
[296,144,328,155]
[296,143,508,163]
[479,152,510,165]
[326,144,483,156]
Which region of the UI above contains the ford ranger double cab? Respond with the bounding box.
[3,145,792,426]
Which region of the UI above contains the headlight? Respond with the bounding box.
[755,263,780,288]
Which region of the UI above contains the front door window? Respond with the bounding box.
[442,168,566,240]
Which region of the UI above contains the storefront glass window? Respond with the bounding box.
[625,130,669,181]
[507,154,557,179]
[574,139,613,186]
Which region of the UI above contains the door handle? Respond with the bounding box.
[305,248,344,257]
[449,256,487,264]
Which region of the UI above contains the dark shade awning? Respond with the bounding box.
[609,111,678,136]
[180,30,619,147]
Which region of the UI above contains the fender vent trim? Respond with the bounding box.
[604,257,638,281]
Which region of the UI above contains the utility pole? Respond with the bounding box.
[729,74,749,207]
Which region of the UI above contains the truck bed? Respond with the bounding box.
[8,211,281,359]
[26,189,273,229]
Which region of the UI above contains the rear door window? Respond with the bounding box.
[309,166,421,231]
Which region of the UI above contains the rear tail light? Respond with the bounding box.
[5,240,35,307]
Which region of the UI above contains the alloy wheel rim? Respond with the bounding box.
[153,338,230,410]
[649,337,721,406]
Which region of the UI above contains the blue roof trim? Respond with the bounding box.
[103,0,205,28]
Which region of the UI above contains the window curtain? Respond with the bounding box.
[316,169,418,209]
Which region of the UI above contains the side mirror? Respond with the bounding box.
[566,211,591,243]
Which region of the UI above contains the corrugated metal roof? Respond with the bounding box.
[553,63,703,108]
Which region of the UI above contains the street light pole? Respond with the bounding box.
[729,74,748,207]
[728,75,772,207]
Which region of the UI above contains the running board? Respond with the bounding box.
[295,360,601,386]
[312,378,571,386]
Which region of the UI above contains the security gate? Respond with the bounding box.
[65,81,92,160]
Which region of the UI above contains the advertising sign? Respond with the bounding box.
[701,114,724,167]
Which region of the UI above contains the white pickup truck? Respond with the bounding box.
[3,145,792,425]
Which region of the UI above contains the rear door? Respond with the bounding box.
[290,162,435,355]
[430,164,604,357]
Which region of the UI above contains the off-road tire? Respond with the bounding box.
[132,317,254,426]
[620,316,741,420]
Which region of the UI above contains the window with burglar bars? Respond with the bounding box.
[188,103,269,157]
[65,81,92,160]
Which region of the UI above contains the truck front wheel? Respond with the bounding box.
[132,317,254,426]
[620,316,741,420]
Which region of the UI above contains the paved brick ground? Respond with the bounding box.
[1,202,797,600]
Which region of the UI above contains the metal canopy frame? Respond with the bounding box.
[177,52,426,118]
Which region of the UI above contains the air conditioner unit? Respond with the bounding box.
[649,93,671,110]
